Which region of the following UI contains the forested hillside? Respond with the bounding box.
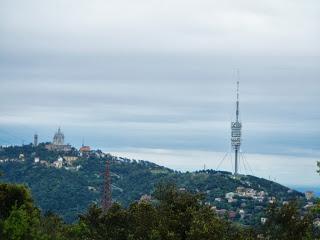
[0,144,305,225]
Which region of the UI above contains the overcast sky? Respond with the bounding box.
[0,0,319,187]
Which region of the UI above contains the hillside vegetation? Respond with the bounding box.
[0,144,305,226]
[0,181,319,240]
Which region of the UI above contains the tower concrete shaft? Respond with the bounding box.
[235,149,238,175]
[102,158,112,212]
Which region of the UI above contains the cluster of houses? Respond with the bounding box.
[212,187,268,221]
[0,153,27,163]
[35,147,107,171]
[36,156,81,171]
[213,186,267,205]
[0,146,105,171]
[207,186,319,225]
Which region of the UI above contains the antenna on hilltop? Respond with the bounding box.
[216,70,254,176]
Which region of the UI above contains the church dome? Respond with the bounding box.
[53,127,65,145]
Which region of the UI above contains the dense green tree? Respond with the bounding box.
[0,183,48,240]
[100,203,130,240]
[263,201,314,240]
[154,183,204,240]
[128,201,159,240]
[77,204,104,239]
[40,212,69,240]
[2,205,44,240]
[186,206,229,240]
[78,203,130,240]
[2,206,30,240]
[0,183,34,220]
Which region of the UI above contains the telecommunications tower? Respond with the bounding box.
[231,81,242,175]
[102,158,112,212]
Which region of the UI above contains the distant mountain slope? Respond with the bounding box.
[0,144,304,224]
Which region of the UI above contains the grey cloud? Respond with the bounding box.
[1,0,320,55]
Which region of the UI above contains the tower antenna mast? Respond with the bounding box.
[231,71,242,175]
[236,72,240,121]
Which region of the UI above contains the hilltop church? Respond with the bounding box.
[45,127,72,152]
